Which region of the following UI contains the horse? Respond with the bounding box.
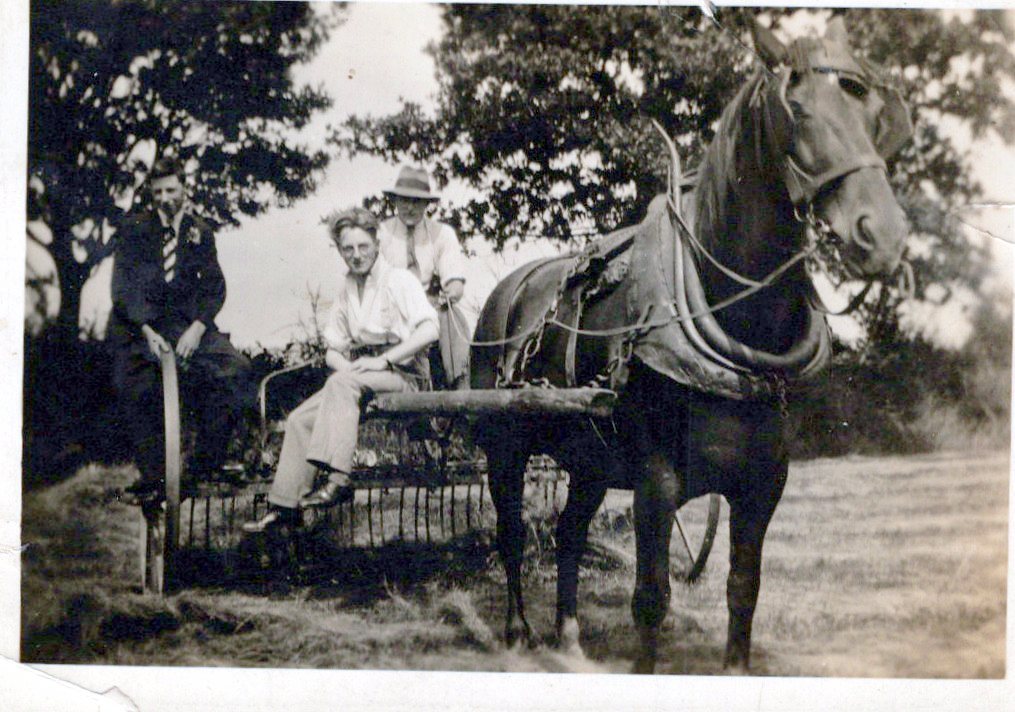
[469,19,912,674]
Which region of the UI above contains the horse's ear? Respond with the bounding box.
[824,16,849,45]
[751,20,788,69]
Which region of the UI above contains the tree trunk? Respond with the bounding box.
[48,217,89,337]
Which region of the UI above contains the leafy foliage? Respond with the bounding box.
[28,0,343,331]
[790,297,1012,458]
[336,5,757,242]
[332,6,1014,343]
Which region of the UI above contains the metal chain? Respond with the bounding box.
[500,258,580,388]
[765,372,789,421]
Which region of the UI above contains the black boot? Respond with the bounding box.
[123,477,164,505]
[242,505,299,534]
[299,480,354,508]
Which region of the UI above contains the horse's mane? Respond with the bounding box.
[691,71,769,255]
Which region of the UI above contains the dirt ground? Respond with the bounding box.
[20,450,1009,677]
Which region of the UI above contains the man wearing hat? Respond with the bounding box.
[378,166,475,389]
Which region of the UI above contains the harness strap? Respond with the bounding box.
[563,289,583,387]
[808,279,875,317]
[668,211,752,372]
[784,154,886,208]
[494,255,571,385]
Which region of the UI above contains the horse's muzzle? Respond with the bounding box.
[846,211,907,277]
[822,168,908,278]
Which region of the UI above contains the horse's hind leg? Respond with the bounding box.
[723,472,786,671]
[631,453,680,674]
[485,430,534,648]
[554,477,608,656]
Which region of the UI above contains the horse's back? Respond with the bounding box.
[470,209,664,391]
[470,254,573,389]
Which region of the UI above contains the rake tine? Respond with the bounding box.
[399,487,406,541]
[367,488,374,548]
[349,496,356,544]
[220,496,227,545]
[465,483,472,529]
[479,480,485,517]
[439,485,446,539]
[379,488,385,545]
[552,479,559,514]
[204,497,211,551]
[188,498,195,547]
[450,482,456,537]
[228,495,235,540]
[414,486,421,542]
[425,487,431,543]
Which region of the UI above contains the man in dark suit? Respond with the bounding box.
[110,157,254,501]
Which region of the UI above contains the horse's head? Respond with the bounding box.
[753,18,911,278]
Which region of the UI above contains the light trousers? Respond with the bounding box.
[267,368,415,508]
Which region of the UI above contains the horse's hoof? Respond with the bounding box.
[721,660,750,675]
[557,617,585,657]
[722,652,751,674]
[506,637,536,652]
[631,657,656,674]
[505,625,535,651]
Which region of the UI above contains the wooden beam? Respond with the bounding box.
[365,388,617,419]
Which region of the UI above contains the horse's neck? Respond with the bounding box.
[695,175,809,352]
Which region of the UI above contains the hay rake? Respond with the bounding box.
[139,356,719,594]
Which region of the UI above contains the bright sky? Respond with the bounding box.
[52,3,1015,350]
[74,2,563,351]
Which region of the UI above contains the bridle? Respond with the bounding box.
[679,55,914,317]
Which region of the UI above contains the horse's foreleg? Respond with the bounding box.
[486,438,534,648]
[555,480,608,655]
[631,453,679,674]
[723,480,784,672]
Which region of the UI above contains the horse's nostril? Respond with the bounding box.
[854,216,877,252]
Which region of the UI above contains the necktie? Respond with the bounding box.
[161,224,178,283]
[405,224,421,280]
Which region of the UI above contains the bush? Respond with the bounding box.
[789,305,1012,459]
[23,327,126,488]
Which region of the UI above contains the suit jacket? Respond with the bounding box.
[109,209,226,344]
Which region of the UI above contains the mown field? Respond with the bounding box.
[20,450,1008,677]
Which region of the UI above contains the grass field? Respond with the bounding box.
[20,450,1008,677]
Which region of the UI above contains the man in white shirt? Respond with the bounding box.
[243,207,439,532]
[378,166,475,388]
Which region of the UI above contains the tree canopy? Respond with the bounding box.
[28,0,343,334]
[331,6,1015,346]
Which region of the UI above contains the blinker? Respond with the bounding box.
[873,86,913,158]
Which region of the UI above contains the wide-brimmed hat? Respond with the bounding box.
[383,166,440,201]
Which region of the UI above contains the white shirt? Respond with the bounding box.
[378,216,468,289]
[322,255,438,366]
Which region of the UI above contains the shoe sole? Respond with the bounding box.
[299,494,354,509]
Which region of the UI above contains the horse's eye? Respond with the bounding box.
[839,76,869,100]
[789,100,805,119]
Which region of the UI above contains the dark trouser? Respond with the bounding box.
[112,328,255,486]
